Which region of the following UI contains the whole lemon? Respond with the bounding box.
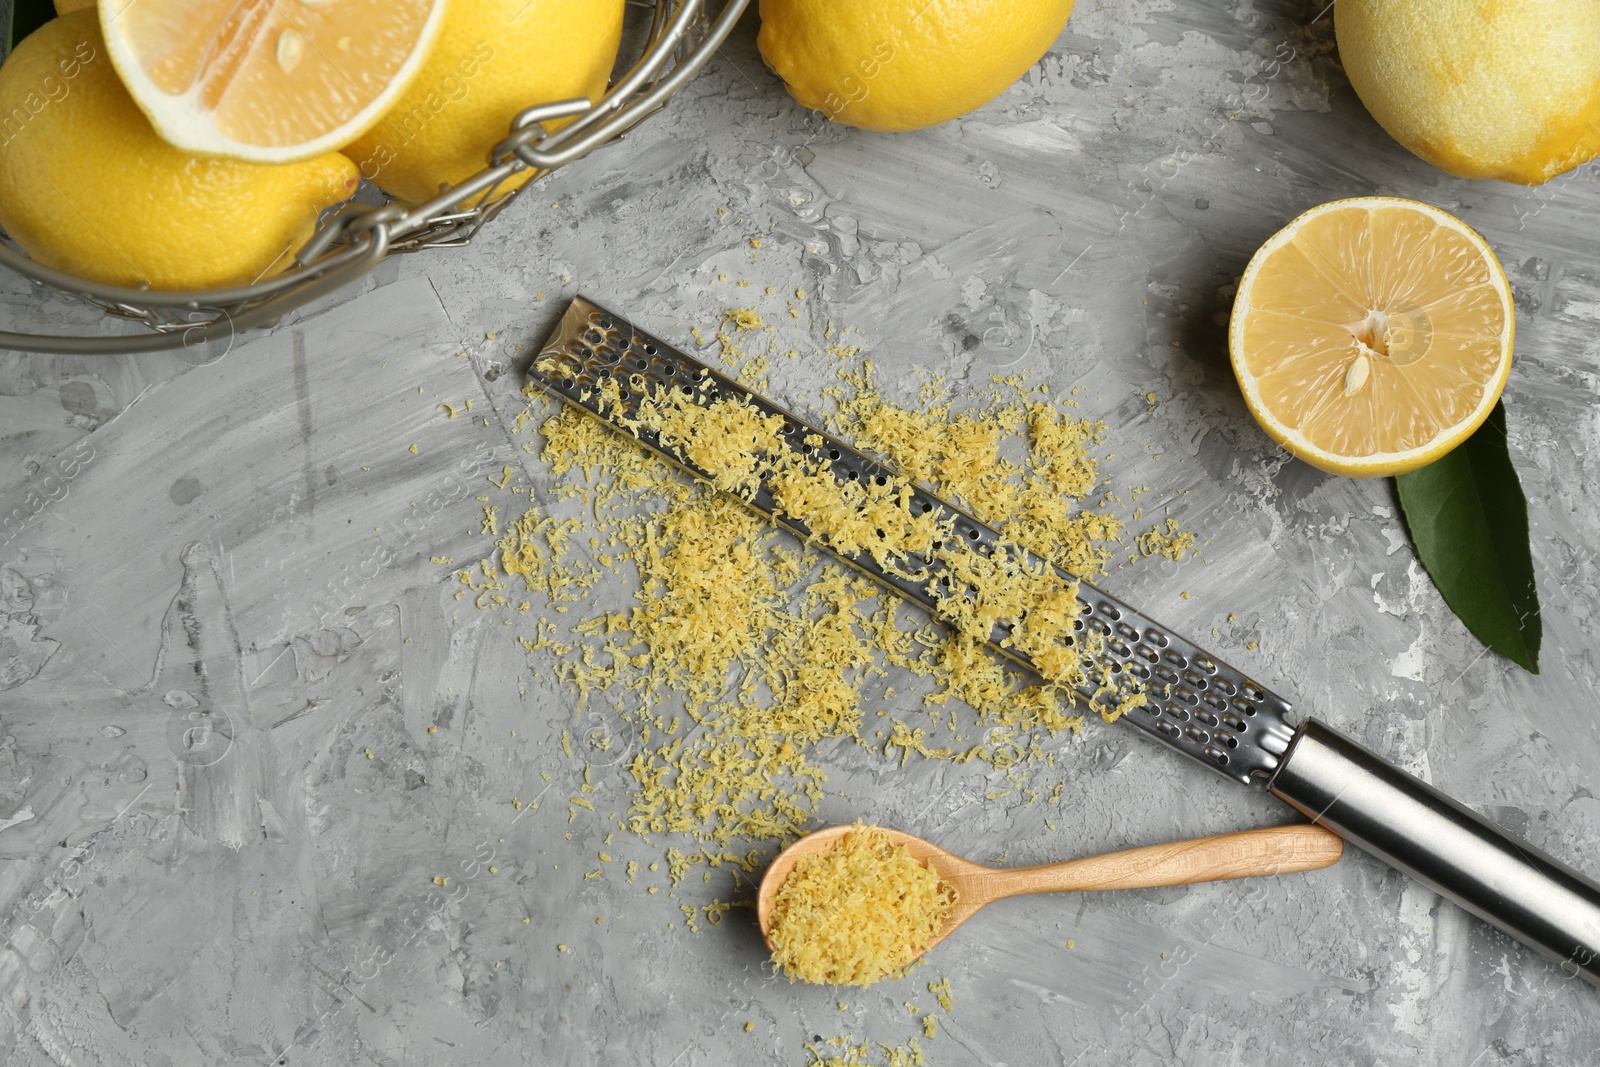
[0,12,357,291]
[1337,0,1600,185]
[757,0,1075,132]
[345,0,626,205]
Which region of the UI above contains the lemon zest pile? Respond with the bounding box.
[453,326,1187,855]
[603,382,1141,720]
[768,826,957,988]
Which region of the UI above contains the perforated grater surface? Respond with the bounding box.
[529,298,1600,986]
[530,297,1295,785]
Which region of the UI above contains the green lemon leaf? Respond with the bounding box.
[1395,401,1540,673]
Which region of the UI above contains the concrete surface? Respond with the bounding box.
[1,2,1599,1064]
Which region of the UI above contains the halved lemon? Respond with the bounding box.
[100,0,448,163]
[1228,196,1515,478]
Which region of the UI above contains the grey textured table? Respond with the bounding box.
[1,4,1598,1064]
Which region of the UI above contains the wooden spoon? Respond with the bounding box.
[757,823,1343,960]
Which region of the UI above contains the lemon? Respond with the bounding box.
[0,12,357,291]
[99,0,447,164]
[1337,0,1600,185]
[757,0,1075,132]
[1228,197,1514,478]
[344,0,625,206]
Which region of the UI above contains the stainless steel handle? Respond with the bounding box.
[1268,718,1600,986]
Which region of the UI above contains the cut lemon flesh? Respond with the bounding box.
[100,0,447,163]
[1229,197,1514,477]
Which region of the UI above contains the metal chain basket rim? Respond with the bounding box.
[0,0,751,356]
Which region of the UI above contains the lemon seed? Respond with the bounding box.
[1343,353,1371,396]
[276,30,306,74]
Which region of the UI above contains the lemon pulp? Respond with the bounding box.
[1229,197,1514,477]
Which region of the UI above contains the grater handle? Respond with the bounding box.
[1268,718,1600,986]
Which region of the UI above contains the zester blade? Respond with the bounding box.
[530,297,1296,785]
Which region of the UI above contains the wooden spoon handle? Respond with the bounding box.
[986,824,1343,900]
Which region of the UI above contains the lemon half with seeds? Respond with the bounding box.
[100,0,448,163]
[1228,197,1514,478]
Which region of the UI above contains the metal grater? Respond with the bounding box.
[531,297,1293,785]
[530,298,1600,988]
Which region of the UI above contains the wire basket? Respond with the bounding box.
[0,0,751,356]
